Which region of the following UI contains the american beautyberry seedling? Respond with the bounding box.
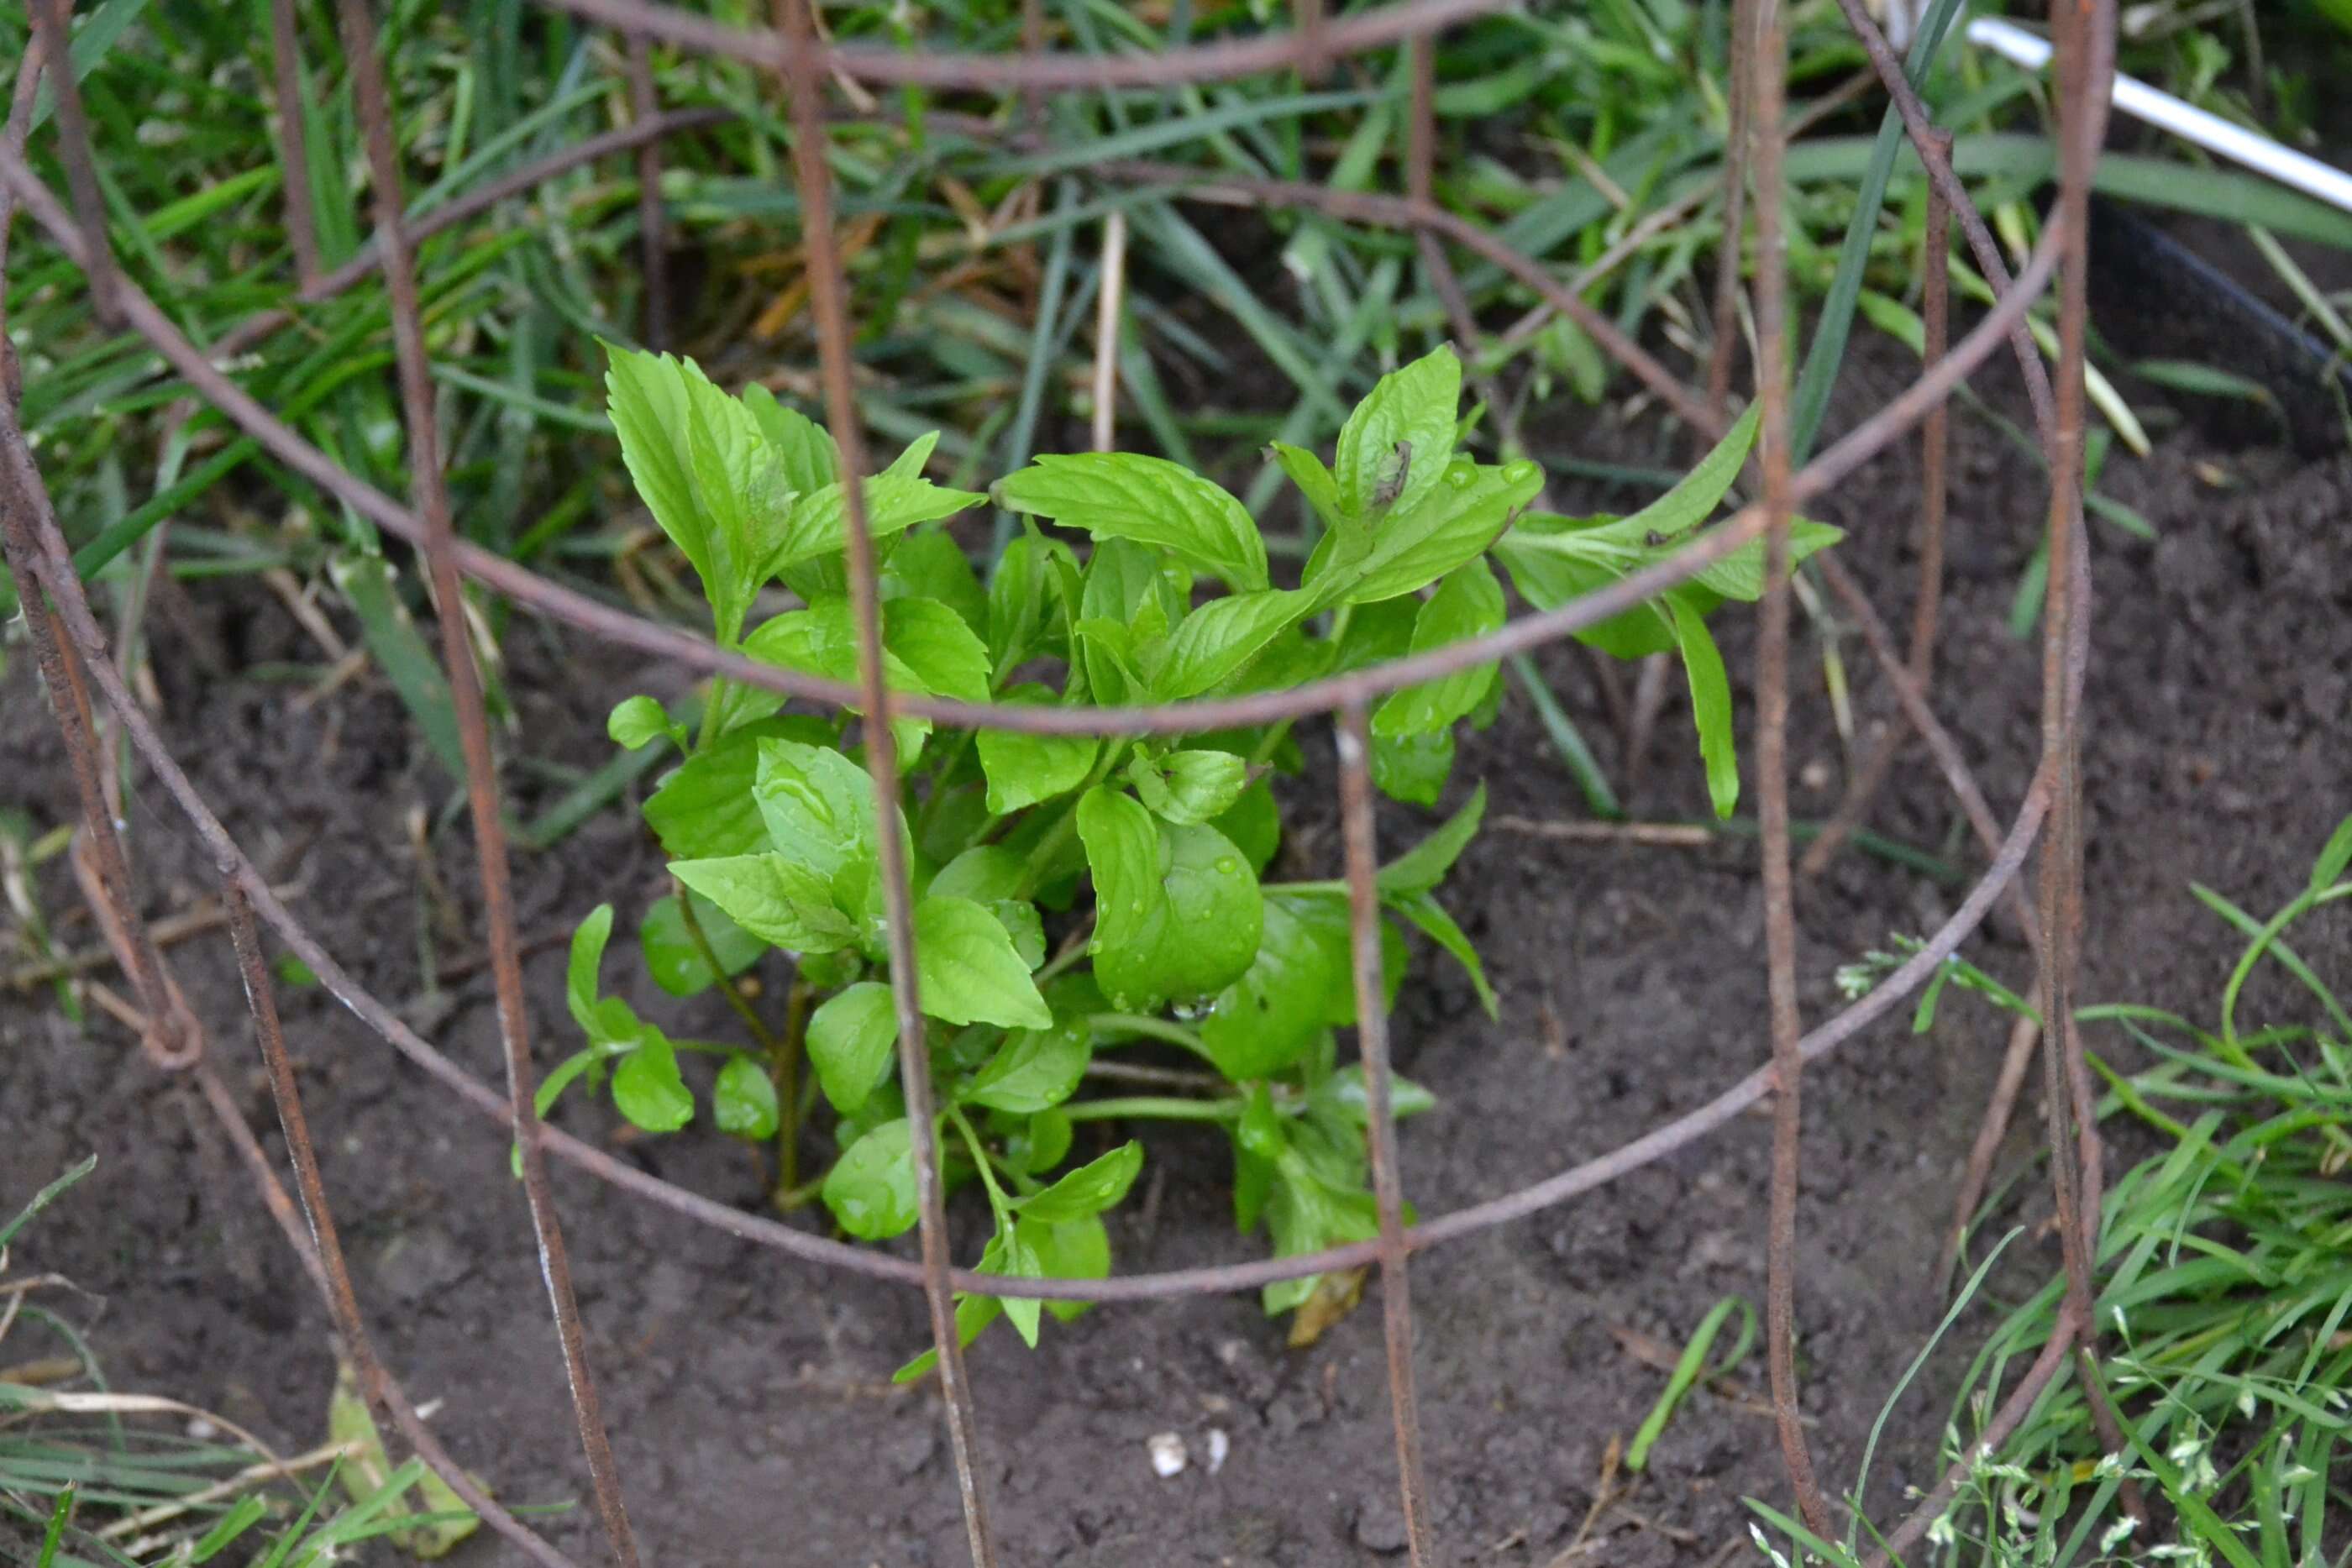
[549,341,1829,1368]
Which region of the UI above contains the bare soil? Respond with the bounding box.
[4,338,2348,1567]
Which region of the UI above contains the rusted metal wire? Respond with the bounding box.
[780,2,997,1557]
[1337,703,1434,1567]
[213,890,588,1568]
[624,34,672,350]
[1801,126,1954,878]
[330,1,641,1557]
[1743,0,1833,1534]
[267,0,323,291]
[0,137,2068,735]
[1706,0,1754,421]
[2,4,2127,1562]
[538,0,1509,89]
[29,0,118,325]
[0,472,193,1070]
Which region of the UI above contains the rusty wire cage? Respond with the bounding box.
[0,0,2122,1561]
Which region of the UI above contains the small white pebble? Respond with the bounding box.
[186,1417,218,1440]
[1147,1431,1189,1478]
[1205,1428,1230,1476]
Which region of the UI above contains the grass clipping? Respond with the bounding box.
[327,1356,482,1558]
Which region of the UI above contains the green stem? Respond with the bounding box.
[1063,1096,1241,1124]
[946,1103,1013,1222]
[1089,1012,1216,1060]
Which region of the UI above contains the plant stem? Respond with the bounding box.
[771,978,811,1208]
[946,1103,1013,1221]
[1063,1096,1241,1124]
[1088,1011,1216,1060]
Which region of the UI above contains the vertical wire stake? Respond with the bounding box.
[217,885,585,1568]
[1336,702,1435,1568]
[1745,0,1835,1538]
[331,3,642,1560]
[624,33,671,351]
[1091,210,1126,454]
[30,0,120,326]
[268,0,323,291]
[780,3,998,1563]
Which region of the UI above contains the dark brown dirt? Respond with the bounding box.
[4,337,2349,1567]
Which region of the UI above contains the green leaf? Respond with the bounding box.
[996,453,1270,592]
[756,471,986,584]
[993,1224,1048,1347]
[644,716,836,860]
[1602,401,1758,543]
[605,347,710,596]
[985,532,1068,680]
[1268,440,1344,531]
[824,1119,920,1240]
[753,737,885,896]
[914,897,1053,1028]
[976,684,1100,815]
[2312,814,2352,891]
[606,695,675,751]
[806,981,901,1113]
[891,1287,1005,1384]
[740,603,934,763]
[1682,519,1845,603]
[1376,784,1487,897]
[991,899,1047,970]
[1200,893,1352,1080]
[1371,727,1453,805]
[1389,891,1497,1018]
[1019,1141,1144,1222]
[1079,789,1264,1011]
[1152,588,1314,699]
[566,905,613,1036]
[1026,1214,1110,1323]
[1003,1107,1074,1174]
[1493,521,1678,658]
[670,854,859,952]
[741,384,838,491]
[1373,559,1504,737]
[964,1019,1089,1112]
[714,1056,780,1140]
[884,598,993,704]
[1213,778,1282,875]
[1335,345,1462,522]
[612,1032,694,1132]
[1313,1065,1438,1123]
[881,531,989,640]
[931,846,1027,905]
[639,893,764,998]
[1667,595,1739,820]
[1128,748,1249,826]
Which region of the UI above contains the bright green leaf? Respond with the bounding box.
[714,1056,780,1140]
[963,1020,1089,1113]
[1020,1141,1144,1222]
[1667,595,1739,819]
[914,897,1053,1029]
[1128,748,1250,826]
[1335,345,1462,521]
[1373,559,1504,737]
[806,981,901,1113]
[566,905,613,1036]
[639,892,764,998]
[997,453,1270,591]
[1376,784,1485,898]
[824,1118,920,1240]
[612,1032,694,1132]
[670,854,859,952]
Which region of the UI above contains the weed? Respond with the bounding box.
[1803,815,2352,1565]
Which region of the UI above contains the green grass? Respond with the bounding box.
[1791,817,2352,1566]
